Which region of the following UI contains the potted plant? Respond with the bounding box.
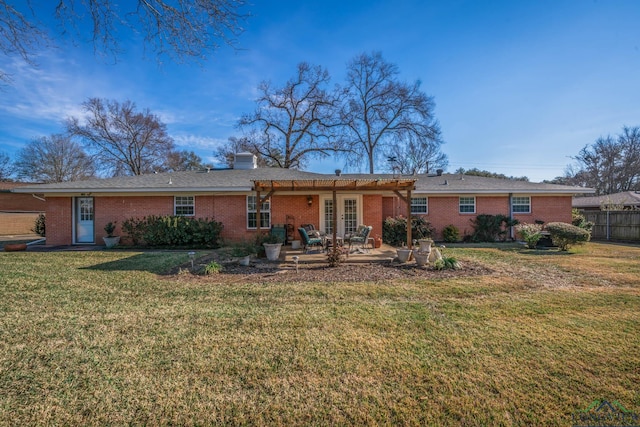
[230,242,256,266]
[262,233,284,261]
[103,221,120,248]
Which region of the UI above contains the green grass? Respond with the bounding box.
[0,243,639,426]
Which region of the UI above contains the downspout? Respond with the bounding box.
[32,194,46,202]
[508,193,514,240]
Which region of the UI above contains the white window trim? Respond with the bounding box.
[411,196,428,214]
[174,196,195,216]
[512,196,531,214]
[459,196,476,214]
[247,195,271,230]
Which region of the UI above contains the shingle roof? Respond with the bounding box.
[12,168,594,195]
[573,191,640,208]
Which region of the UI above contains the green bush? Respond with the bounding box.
[122,215,223,248]
[382,216,434,247]
[32,213,45,237]
[572,208,594,232]
[442,224,460,243]
[545,222,591,251]
[433,256,460,270]
[469,214,519,242]
[515,223,544,249]
[203,261,223,275]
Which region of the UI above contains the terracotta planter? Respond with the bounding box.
[3,243,27,252]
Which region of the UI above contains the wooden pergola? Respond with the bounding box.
[252,178,418,250]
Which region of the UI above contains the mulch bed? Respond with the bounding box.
[167,253,493,284]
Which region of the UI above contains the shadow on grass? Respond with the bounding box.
[82,251,191,274]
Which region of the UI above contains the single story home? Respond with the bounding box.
[13,153,594,246]
[1,182,46,235]
[573,191,640,211]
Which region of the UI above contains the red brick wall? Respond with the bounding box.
[0,193,45,212]
[383,194,574,241]
[363,194,382,238]
[46,197,72,245]
[42,193,574,245]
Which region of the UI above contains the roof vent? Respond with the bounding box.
[436,169,443,176]
[335,169,342,176]
[444,179,448,185]
[234,152,258,170]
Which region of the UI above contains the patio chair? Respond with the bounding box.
[298,227,324,253]
[346,225,373,256]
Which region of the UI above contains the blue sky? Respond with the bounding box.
[1,0,639,182]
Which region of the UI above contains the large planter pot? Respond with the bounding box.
[413,250,429,267]
[263,243,283,261]
[418,239,433,253]
[396,248,412,263]
[3,243,27,252]
[103,236,121,248]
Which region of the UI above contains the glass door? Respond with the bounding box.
[75,197,94,243]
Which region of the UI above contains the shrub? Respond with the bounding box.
[203,261,223,275]
[122,215,223,248]
[32,213,45,237]
[382,216,434,247]
[469,214,519,242]
[326,246,346,267]
[442,224,460,243]
[572,208,594,232]
[545,222,591,251]
[433,256,460,270]
[515,223,544,249]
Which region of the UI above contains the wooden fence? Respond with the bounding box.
[582,211,640,241]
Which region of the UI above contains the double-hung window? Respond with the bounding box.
[411,197,428,214]
[512,196,531,213]
[174,196,195,216]
[459,196,476,214]
[247,196,270,229]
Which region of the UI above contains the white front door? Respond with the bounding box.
[322,195,361,237]
[75,197,94,243]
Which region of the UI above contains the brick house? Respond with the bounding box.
[0,182,46,235]
[13,154,593,246]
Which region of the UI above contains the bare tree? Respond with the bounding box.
[1,0,248,82]
[166,150,211,171]
[340,52,441,174]
[0,151,14,180]
[386,133,447,175]
[68,98,175,176]
[214,135,281,168]
[14,134,95,183]
[0,1,48,83]
[238,62,342,169]
[564,126,640,195]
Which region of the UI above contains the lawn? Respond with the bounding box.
[0,242,638,425]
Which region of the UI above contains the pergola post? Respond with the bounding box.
[332,190,337,249]
[406,188,412,249]
[256,190,261,233]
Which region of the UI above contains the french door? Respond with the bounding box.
[322,195,361,237]
[75,197,95,243]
